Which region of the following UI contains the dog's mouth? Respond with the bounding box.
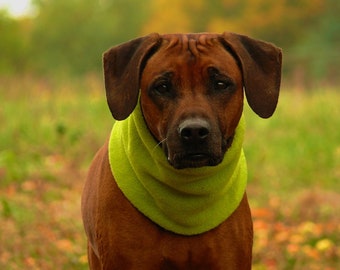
[168,152,223,169]
[159,123,234,169]
[163,135,234,169]
[186,153,209,161]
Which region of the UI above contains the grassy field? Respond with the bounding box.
[0,76,339,269]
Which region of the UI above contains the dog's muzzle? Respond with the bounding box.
[165,118,224,169]
[178,118,211,144]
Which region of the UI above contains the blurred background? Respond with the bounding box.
[0,0,339,269]
[1,0,339,86]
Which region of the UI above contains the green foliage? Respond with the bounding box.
[1,0,339,85]
[244,89,340,194]
[291,0,340,84]
[0,75,111,186]
[0,11,29,73]
[29,0,151,75]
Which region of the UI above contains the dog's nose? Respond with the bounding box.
[178,118,210,143]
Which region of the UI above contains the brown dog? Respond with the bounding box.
[81,32,282,269]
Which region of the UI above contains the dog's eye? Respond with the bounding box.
[213,80,233,91]
[214,80,230,90]
[155,83,169,93]
[153,81,172,95]
[208,67,234,92]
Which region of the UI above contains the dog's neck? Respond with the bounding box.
[108,103,247,235]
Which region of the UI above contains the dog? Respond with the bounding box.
[81,32,282,269]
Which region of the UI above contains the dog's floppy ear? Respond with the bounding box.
[220,32,282,118]
[103,33,161,120]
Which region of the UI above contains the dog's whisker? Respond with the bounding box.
[152,138,167,152]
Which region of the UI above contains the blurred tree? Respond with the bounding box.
[142,0,195,33]
[143,0,326,45]
[0,0,338,86]
[291,0,340,86]
[0,11,30,74]
[30,0,151,75]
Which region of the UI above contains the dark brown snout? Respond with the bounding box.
[164,111,225,170]
[178,118,211,144]
[170,117,218,169]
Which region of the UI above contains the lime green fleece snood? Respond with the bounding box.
[109,103,247,235]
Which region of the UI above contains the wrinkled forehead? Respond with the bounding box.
[159,33,223,58]
[142,33,240,78]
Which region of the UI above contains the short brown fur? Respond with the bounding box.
[82,32,282,269]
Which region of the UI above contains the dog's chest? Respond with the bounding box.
[102,222,224,269]
[108,239,222,269]
[97,179,252,270]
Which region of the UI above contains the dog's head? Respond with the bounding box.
[103,32,282,169]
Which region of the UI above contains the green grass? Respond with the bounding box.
[0,76,339,269]
[0,75,111,269]
[243,89,340,269]
[244,88,340,194]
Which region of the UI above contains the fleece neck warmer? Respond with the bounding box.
[108,102,247,235]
